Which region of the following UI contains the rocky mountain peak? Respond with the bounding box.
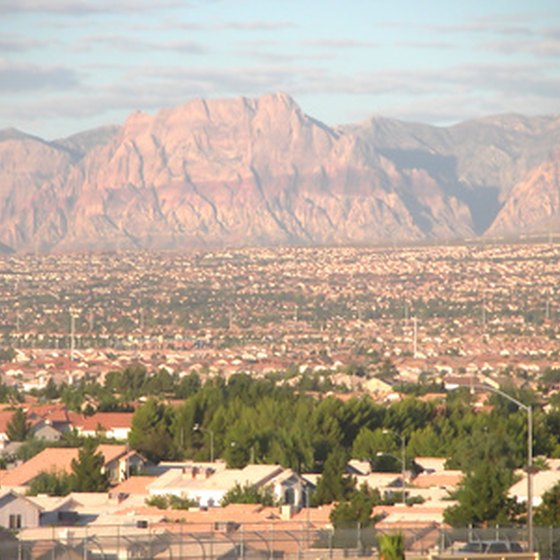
[0,93,559,253]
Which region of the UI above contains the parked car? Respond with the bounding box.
[458,540,524,554]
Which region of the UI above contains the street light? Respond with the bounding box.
[193,423,214,463]
[230,441,256,464]
[381,429,407,504]
[469,384,533,553]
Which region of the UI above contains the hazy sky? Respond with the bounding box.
[1,0,559,139]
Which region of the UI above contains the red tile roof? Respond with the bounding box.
[73,412,134,431]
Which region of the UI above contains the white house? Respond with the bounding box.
[148,464,306,508]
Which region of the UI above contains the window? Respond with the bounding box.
[9,514,22,530]
[284,487,295,505]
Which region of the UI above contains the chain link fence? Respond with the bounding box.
[0,523,557,559]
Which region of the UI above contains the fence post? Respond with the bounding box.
[180,523,183,560]
[83,526,88,560]
[270,523,274,560]
[357,521,361,553]
[210,521,214,560]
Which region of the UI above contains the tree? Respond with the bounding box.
[443,461,518,527]
[27,470,72,497]
[70,439,109,492]
[129,399,178,462]
[377,532,405,560]
[313,448,355,505]
[534,481,560,526]
[352,428,391,463]
[145,494,198,510]
[221,483,276,506]
[6,408,31,441]
[330,484,381,528]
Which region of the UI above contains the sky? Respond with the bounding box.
[1,0,559,140]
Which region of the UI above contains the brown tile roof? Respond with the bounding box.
[110,476,156,496]
[412,471,463,489]
[0,444,129,487]
[0,411,15,435]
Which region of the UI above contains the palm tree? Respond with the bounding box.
[377,532,405,560]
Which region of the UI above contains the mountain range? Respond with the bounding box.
[1,92,559,253]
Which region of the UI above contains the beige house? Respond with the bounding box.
[0,445,146,490]
[148,464,306,507]
[0,490,42,530]
[508,469,560,507]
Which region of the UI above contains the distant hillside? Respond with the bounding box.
[1,93,559,252]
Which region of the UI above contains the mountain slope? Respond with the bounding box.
[488,150,560,235]
[0,93,559,252]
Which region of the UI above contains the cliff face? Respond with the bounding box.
[488,150,560,236]
[0,93,559,253]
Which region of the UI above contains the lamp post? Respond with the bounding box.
[193,423,214,463]
[470,384,533,552]
[381,429,406,504]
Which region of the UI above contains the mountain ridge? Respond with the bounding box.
[1,92,559,253]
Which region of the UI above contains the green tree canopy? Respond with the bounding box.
[443,461,518,527]
[313,448,355,505]
[70,439,109,492]
[221,483,276,506]
[129,399,178,462]
[330,483,381,528]
[377,532,405,560]
[534,481,560,526]
[6,408,31,442]
[27,470,72,497]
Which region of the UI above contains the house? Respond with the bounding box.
[0,445,147,489]
[412,470,463,490]
[26,403,74,433]
[72,412,134,440]
[414,457,448,473]
[148,464,306,508]
[346,459,371,476]
[0,490,42,530]
[508,469,560,507]
[0,411,14,448]
[109,476,157,500]
[30,421,64,442]
[358,472,408,502]
[364,377,394,394]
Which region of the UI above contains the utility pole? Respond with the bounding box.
[70,312,76,361]
[482,292,487,330]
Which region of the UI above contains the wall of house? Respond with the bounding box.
[0,498,40,529]
[108,427,130,440]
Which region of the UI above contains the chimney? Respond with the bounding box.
[280,505,294,520]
